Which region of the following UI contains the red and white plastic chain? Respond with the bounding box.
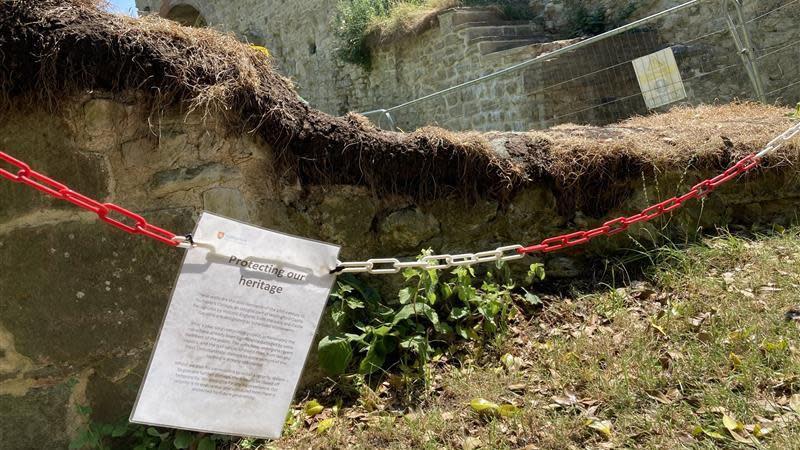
[334,120,800,274]
[1,120,798,273]
[332,153,764,274]
[515,153,762,255]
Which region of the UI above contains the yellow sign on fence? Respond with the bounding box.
[632,48,687,110]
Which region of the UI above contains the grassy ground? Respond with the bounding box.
[257,229,800,449]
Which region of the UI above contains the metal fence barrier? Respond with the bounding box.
[361,0,800,132]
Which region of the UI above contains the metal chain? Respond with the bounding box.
[1,120,798,273]
[0,151,190,248]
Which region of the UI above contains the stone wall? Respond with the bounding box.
[0,100,261,448]
[3,97,800,447]
[135,0,351,115]
[356,0,800,131]
[134,0,800,131]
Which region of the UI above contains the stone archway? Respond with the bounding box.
[165,4,207,27]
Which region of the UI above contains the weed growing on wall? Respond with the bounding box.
[334,0,534,68]
[334,0,404,68]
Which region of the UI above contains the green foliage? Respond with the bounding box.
[318,252,546,377]
[565,0,638,38]
[462,0,535,20]
[568,3,608,37]
[69,407,232,450]
[334,0,534,68]
[334,0,401,68]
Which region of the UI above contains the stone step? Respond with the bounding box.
[467,31,553,47]
[452,19,534,33]
[461,23,544,41]
[478,37,554,55]
[481,37,579,58]
[448,8,506,27]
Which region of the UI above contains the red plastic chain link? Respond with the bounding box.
[0,151,180,246]
[517,153,762,255]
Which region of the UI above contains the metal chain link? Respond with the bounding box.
[757,120,800,158]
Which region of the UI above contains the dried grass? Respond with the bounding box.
[366,0,459,45]
[517,103,799,214]
[544,103,799,185]
[0,0,520,199]
[0,0,797,209]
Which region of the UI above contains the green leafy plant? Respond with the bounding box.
[334,0,535,68]
[334,0,399,68]
[791,102,800,118]
[318,251,546,377]
[70,407,231,450]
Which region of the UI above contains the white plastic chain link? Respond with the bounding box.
[333,245,526,275]
[756,120,800,158]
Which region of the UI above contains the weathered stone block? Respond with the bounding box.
[149,163,239,197]
[0,209,192,366]
[0,380,72,449]
[316,187,379,255]
[0,113,110,223]
[379,207,440,251]
[83,99,130,141]
[203,187,251,221]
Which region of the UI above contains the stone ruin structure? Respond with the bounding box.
[136,0,800,131]
[1,1,799,447]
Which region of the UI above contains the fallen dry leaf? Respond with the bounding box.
[689,312,711,329]
[462,436,482,450]
[729,352,743,369]
[304,399,324,417]
[551,392,579,407]
[722,414,742,432]
[587,419,613,439]
[790,394,800,414]
[316,418,335,434]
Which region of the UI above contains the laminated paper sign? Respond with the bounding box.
[632,47,687,110]
[131,212,340,438]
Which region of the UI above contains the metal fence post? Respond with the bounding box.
[723,0,767,103]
